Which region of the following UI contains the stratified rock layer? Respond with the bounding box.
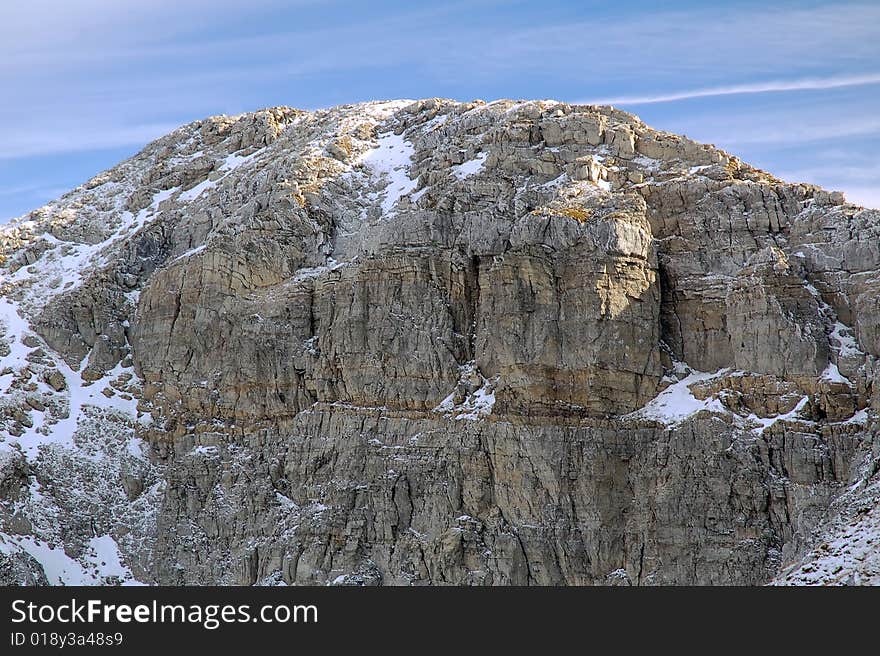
[1,99,878,585]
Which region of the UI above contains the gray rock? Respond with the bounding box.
[1,98,878,586]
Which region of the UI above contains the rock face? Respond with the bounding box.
[1,98,878,585]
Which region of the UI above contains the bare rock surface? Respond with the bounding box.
[1,98,878,585]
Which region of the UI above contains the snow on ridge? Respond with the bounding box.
[3,139,264,306]
[360,99,416,122]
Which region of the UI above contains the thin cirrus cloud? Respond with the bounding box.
[0,123,182,161]
[0,183,59,198]
[583,72,880,106]
[654,111,880,148]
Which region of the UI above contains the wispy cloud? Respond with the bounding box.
[709,117,880,147]
[584,72,880,106]
[0,183,59,197]
[0,122,181,160]
[1,1,879,219]
[633,87,880,148]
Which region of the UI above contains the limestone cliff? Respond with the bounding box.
[0,99,877,585]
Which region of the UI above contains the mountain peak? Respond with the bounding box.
[1,98,877,586]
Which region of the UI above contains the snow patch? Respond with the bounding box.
[191,445,220,457]
[178,148,264,202]
[804,281,864,360]
[170,244,207,264]
[830,321,862,358]
[360,130,419,216]
[0,533,142,585]
[433,363,498,421]
[178,178,217,202]
[841,408,870,425]
[420,113,449,132]
[1,296,140,460]
[632,155,660,170]
[820,362,851,385]
[410,186,430,203]
[85,535,144,585]
[220,150,261,171]
[746,396,810,435]
[0,299,34,392]
[6,187,178,308]
[451,152,488,180]
[455,383,496,421]
[539,173,569,190]
[289,259,348,284]
[627,368,728,426]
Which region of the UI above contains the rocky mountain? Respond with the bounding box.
[0,98,878,586]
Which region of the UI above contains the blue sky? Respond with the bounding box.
[2,0,879,221]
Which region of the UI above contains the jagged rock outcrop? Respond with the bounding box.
[1,98,878,585]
